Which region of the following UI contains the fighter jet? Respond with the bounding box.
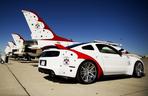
[21,10,77,57]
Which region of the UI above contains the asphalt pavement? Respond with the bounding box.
[0,58,148,96]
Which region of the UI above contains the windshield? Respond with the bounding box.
[41,51,60,57]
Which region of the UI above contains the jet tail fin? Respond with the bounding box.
[5,46,11,55]
[8,41,16,49]
[22,10,72,42]
[11,33,24,48]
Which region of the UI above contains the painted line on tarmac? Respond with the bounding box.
[5,64,31,96]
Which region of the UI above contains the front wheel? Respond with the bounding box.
[76,61,98,84]
[133,61,144,78]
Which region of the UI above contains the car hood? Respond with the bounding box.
[126,53,142,59]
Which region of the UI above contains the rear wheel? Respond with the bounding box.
[133,61,144,78]
[76,61,98,84]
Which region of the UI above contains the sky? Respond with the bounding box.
[0,0,148,55]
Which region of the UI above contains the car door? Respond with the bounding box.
[96,44,129,75]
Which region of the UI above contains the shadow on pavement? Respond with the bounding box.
[44,76,78,84]
[44,75,134,84]
[99,75,132,82]
[20,61,38,63]
[32,64,38,67]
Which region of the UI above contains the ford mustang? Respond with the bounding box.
[38,41,144,84]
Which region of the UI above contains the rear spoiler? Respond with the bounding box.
[93,40,122,46]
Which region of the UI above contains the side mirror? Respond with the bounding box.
[118,49,124,56]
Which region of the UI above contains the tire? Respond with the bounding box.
[0,59,4,64]
[133,61,144,78]
[1,61,4,64]
[76,61,98,84]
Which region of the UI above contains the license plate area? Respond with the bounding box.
[40,60,46,66]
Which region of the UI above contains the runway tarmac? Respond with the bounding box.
[0,58,148,96]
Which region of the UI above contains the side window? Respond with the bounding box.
[96,44,118,54]
[82,45,94,50]
[101,46,117,54]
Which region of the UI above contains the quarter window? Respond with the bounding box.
[82,45,94,50]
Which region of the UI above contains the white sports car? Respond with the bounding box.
[38,41,144,84]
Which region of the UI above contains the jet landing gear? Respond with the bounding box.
[25,54,32,61]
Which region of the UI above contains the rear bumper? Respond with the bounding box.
[38,58,84,78]
[38,65,77,78]
[38,68,54,74]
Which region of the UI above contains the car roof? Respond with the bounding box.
[43,40,122,51]
[67,41,122,48]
